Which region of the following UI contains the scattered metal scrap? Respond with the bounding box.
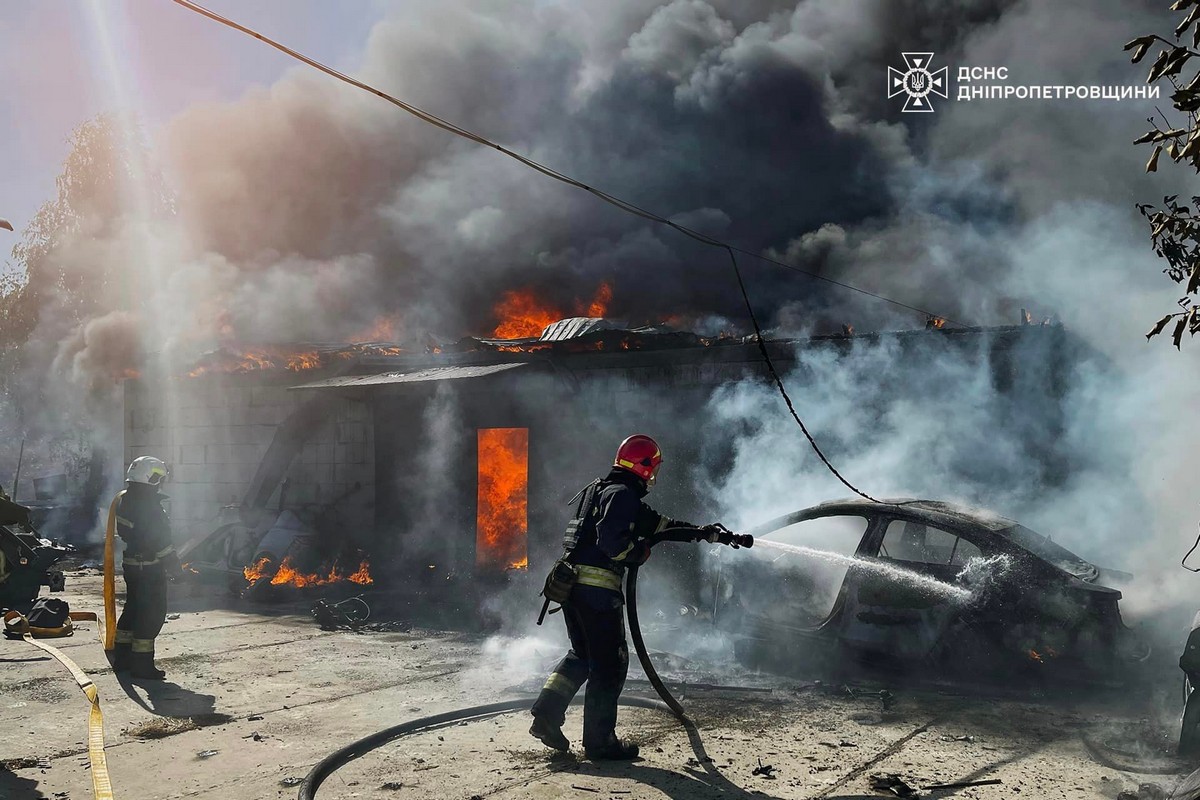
[310,596,412,633]
[869,773,1001,796]
[870,773,917,798]
[926,778,1004,791]
[752,758,776,779]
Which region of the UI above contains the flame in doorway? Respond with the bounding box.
[477,428,529,570]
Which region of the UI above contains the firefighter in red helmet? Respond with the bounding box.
[530,434,730,759]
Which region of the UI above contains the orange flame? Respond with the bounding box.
[490,282,613,339]
[243,556,273,583]
[579,282,613,318]
[476,428,529,571]
[242,556,374,587]
[491,289,562,339]
[348,315,402,343]
[188,346,323,377]
[348,560,374,585]
[1028,649,1043,663]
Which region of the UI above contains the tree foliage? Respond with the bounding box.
[1128,2,1200,347]
[0,114,169,353]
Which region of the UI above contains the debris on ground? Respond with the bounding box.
[926,778,1004,791]
[124,718,200,740]
[195,750,219,760]
[380,781,404,791]
[870,773,917,798]
[279,777,303,787]
[311,596,413,633]
[752,758,776,779]
[1116,783,1166,800]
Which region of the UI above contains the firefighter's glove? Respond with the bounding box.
[702,523,735,546]
[627,541,653,565]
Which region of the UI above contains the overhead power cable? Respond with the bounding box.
[167,0,936,501]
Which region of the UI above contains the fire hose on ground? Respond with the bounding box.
[297,528,752,800]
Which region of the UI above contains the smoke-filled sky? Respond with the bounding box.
[0,0,1185,345]
[5,0,1200,607]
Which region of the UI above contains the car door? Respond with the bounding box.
[714,512,873,638]
[836,517,982,660]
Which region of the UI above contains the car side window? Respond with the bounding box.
[879,519,982,566]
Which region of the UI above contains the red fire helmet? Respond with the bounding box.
[613,434,663,483]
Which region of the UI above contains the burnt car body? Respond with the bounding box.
[713,499,1146,684]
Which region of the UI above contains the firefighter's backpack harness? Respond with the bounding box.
[537,479,602,625]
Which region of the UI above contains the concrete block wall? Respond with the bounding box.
[124,378,374,540]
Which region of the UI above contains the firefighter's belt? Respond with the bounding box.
[574,564,622,592]
[123,545,175,568]
[4,609,116,800]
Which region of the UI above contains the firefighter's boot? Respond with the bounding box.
[129,647,166,680]
[585,735,639,761]
[529,715,570,752]
[109,642,132,673]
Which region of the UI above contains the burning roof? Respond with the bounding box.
[177,315,1065,387]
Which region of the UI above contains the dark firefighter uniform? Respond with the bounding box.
[113,481,178,679]
[531,466,705,758]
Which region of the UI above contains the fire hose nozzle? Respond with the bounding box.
[730,533,754,549]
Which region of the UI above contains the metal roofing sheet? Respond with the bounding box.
[539,317,616,341]
[291,362,528,390]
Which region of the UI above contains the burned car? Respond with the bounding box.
[713,499,1147,684]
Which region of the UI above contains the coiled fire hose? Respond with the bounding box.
[297,528,751,800]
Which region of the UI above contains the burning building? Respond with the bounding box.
[124,318,1081,593]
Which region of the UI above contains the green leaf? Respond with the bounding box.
[1147,313,1175,339]
[1189,263,1200,294]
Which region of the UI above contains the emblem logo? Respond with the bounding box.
[888,52,948,112]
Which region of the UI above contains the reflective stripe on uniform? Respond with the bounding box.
[575,565,622,591]
[542,672,577,698]
[116,516,134,528]
[114,629,133,644]
[131,638,155,654]
[611,541,637,562]
[123,557,160,567]
[154,545,176,559]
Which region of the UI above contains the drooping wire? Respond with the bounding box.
[167,0,932,502]
[1183,524,1200,573]
[723,246,881,501]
